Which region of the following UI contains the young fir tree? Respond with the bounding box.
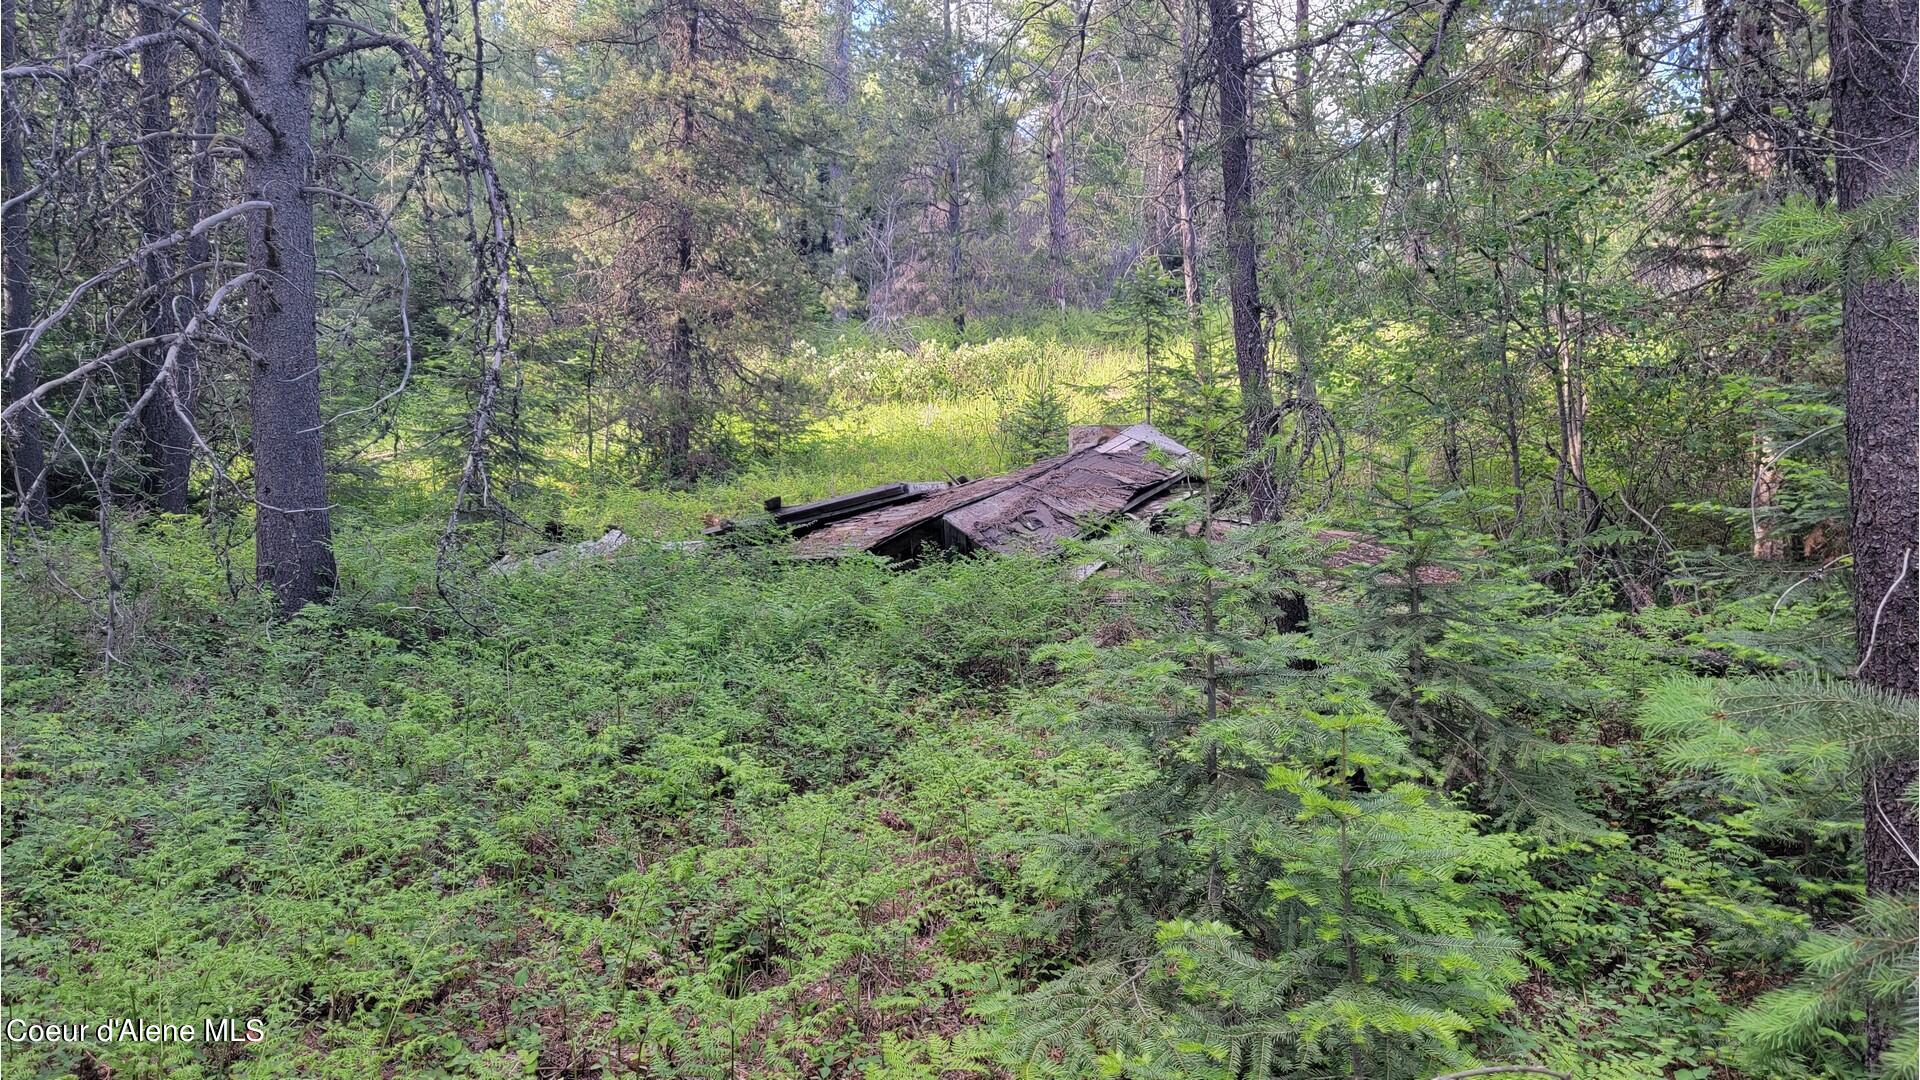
[516,0,820,483]
[998,378,1071,463]
[1642,674,1918,1078]
[1004,408,1525,1078]
[1107,262,1187,430]
[1327,453,1603,836]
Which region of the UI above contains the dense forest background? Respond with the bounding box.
[0,0,1915,1076]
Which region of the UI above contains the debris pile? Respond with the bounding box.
[711,424,1197,561]
[501,422,1457,585]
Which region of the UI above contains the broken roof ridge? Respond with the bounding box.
[1093,423,1198,462]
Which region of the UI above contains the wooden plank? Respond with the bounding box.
[771,425,1198,558]
[946,493,1078,552]
[1094,423,1197,462]
[773,483,910,524]
[707,483,925,537]
[944,446,1186,552]
[788,475,1018,557]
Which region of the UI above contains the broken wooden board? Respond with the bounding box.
[707,481,958,537]
[787,473,1025,560]
[785,423,1200,561]
[944,452,1179,552]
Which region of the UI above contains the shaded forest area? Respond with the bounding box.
[0,0,1915,1076]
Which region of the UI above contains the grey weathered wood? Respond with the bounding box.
[774,483,910,524]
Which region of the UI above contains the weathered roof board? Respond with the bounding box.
[947,454,1177,551]
[774,483,912,524]
[497,423,1453,581]
[1094,424,1196,461]
[785,423,1198,561]
[788,472,1023,560]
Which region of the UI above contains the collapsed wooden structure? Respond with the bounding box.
[707,424,1199,561]
[502,421,1460,585]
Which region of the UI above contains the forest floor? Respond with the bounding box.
[0,323,1844,1079]
[0,326,1146,1078]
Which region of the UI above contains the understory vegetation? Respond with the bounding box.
[2,0,1914,1073]
[4,332,1908,1079]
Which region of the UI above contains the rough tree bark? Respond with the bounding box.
[136,2,193,511]
[665,0,701,483]
[1205,0,1274,520]
[174,0,221,503]
[243,0,335,611]
[942,0,965,331]
[1,0,49,525]
[1046,66,1069,313]
[1174,113,1202,371]
[1751,429,1786,559]
[1829,0,1919,1065]
[827,0,851,322]
[1174,0,1204,375]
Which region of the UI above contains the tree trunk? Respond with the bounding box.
[1544,234,1594,537]
[827,0,852,322]
[1751,428,1787,559]
[1174,0,1203,374]
[1271,0,1323,515]
[1294,0,1312,127]
[1205,0,1273,519]
[1502,371,1524,527]
[243,0,336,611]
[136,3,193,511]
[1831,0,1919,1065]
[1714,12,1798,564]
[1489,255,1525,531]
[584,332,597,480]
[1046,66,1069,313]
[1,0,48,525]
[667,303,694,482]
[1174,108,1202,375]
[945,147,964,331]
[872,197,899,323]
[665,2,701,483]
[942,0,965,331]
[171,0,221,510]
[1558,341,1591,521]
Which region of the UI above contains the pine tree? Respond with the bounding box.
[1108,263,1187,429]
[1005,430,1526,1078]
[1328,453,1602,835]
[1642,673,1918,1077]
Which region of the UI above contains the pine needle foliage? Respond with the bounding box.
[1106,262,1189,429]
[1741,189,1920,297]
[999,377,1072,463]
[1000,429,1526,1078]
[1640,673,1916,827]
[1641,672,1919,1078]
[1325,455,1602,836]
[1726,895,1919,1080]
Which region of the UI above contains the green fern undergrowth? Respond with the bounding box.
[2,328,1902,1080]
